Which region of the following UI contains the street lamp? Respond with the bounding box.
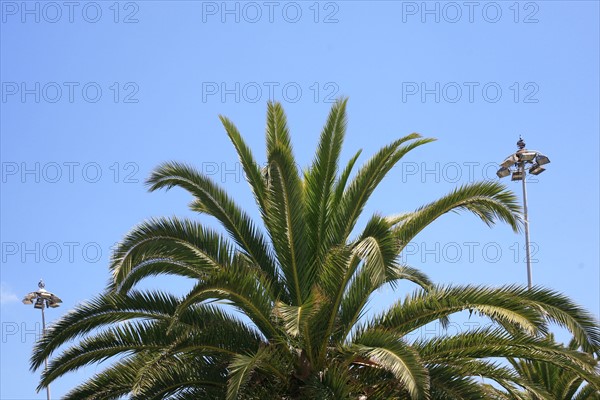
[496,137,550,289]
[23,280,62,400]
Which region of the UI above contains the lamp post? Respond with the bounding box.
[22,280,62,400]
[496,137,550,289]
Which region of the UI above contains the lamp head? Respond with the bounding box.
[517,150,537,162]
[22,293,35,305]
[511,170,524,181]
[529,164,546,175]
[500,154,518,168]
[33,298,45,309]
[49,294,62,304]
[536,154,550,165]
[496,167,511,178]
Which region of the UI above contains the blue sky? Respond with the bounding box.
[1,1,599,398]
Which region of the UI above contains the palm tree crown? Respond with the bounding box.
[32,99,600,399]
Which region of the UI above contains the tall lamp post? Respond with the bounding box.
[496,137,550,289]
[22,280,62,400]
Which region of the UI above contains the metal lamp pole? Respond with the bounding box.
[39,296,48,389]
[520,161,533,289]
[497,138,550,289]
[23,280,62,400]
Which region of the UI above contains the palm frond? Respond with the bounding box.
[109,217,233,293]
[146,162,282,298]
[226,347,288,400]
[331,149,362,211]
[273,290,323,338]
[350,328,430,400]
[337,263,433,344]
[31,290,179,370]
[302,362,352,399]
[517,287,600,357]
[375,285,546,337]
[263,102,310,305]
[173,263,279,339]
[334,134,435,244]
[415,328,599,388]
[305,98,348,266]
[220,114,268,212]
[394,181,522,252]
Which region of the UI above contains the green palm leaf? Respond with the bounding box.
[109,217,233,293]
[334,134,435,245]
[263,102,309,305]
[394,181,522,253]
[146,162,281,297]
[305,98,348,264]
[350,328,430,400]
[219,114,268,212]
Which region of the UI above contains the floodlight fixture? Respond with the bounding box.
[22,280,61,400]
[529,164,546,175]
[535,154,550,165]
[511,170,524,181]
[500,154,518,168]
[22,293,35,305]
[34,297,44,309]
[496,167,511,178]
[517,150,537,161]
[496,137,549,290]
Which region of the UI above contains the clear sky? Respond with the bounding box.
[1,1,599,398]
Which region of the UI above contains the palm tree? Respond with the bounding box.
[31,100,600,399]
